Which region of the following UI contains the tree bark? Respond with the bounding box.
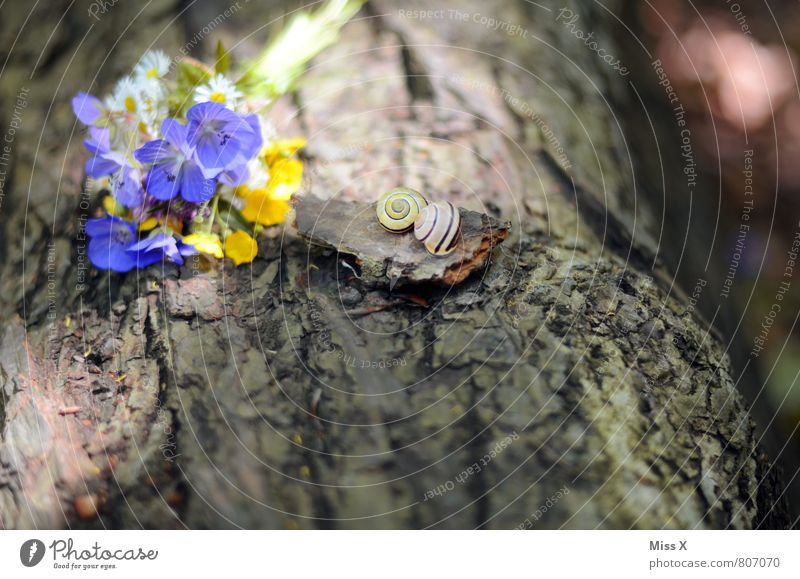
[0,0,790,529]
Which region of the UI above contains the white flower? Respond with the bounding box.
[105,77,140,114]
[104,75,165,134]
[133,50,171,80]
[194,74,243,108]
[135,76,167,119]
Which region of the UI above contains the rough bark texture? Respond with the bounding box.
[0,0,790,529]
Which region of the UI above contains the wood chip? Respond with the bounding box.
[291,195,509,287]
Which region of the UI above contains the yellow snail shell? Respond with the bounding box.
[376,187,429,233]
[414,201,461,256]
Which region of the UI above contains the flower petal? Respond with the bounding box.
[88,235,137,271]
[86,217,138,272]
[138,216,159,231]
[239,113,263,159]
[178,242,196,257]
[102,151,130,167]
[85,216,135,237]
[182,232,223,258]
[134,139,176,164]
[161,118,189,149]
[218,160,249,186]
[186,101,239,126]
[83,127,111,155]
[113,167,145,207]
[128,233,182,267]
[144,163,181,200]
[224,230,258,265]
[102,195,131,218]
[133,249,164,269]
[85,155,121,178]
[266,158,303,200]
[263,138,306,164]
[72,92,104,125]
[194,133,240,172]
[179,161,217,203]
[242,194,291,226]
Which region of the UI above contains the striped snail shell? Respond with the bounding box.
[414,201,461,256]
[376,187,429,233]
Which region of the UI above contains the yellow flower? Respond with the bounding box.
[239,192,291,226]
[182,232,223,258]
[234,138,305,226]
[266,158,303,200]
[224,230,259,265]
[262,138,306,166]
[138,217,158,231]
[138,215,183,233]
[102,195,131,219]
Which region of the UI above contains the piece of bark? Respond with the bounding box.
[291,195,510,287]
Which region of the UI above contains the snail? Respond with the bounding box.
[414,201,461,256]
[376,187,429,233]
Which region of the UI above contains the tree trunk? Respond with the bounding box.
[0,0,790,529]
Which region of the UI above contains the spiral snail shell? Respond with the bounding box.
[414,201,461,256]
[376,187,429,233]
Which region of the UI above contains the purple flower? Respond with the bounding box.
[218,160,250,187]
[239,113,263,159]
[186,102,260,176]
[129,233,195,267]
[135,119,217,203]
[86,216,193,272]
[83,128,120,177]
[86,216,140,272]
[72,92,106,126]
[217,113,263,186]
[111,165,146,208]
[84,127,145,208]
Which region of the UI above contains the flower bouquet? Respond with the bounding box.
[73,0,361,271]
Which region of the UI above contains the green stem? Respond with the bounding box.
[214,203,233,238]
[205,195,219,234]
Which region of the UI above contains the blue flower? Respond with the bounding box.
[135,119,217,203]
[129,233,195,267]
[110,164,145,208]
[83,128,145,208]
[186,102,261,176]
[86,216,140,272]
[86,217,193,271]
[72,92,106,126]
[218,113,263,186]
[83,128,120,177]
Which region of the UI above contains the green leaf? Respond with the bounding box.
[215,40,230,74]
[172,59,213,115]
[177,59,211,93]
[217,199,256,236]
